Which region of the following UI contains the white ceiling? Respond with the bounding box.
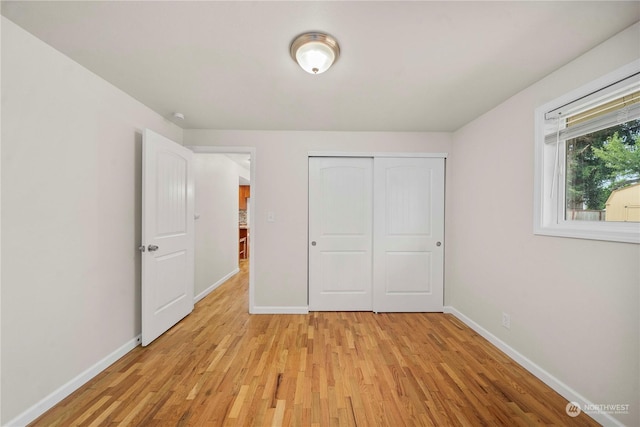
[2,1,639,132]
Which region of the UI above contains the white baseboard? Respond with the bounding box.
[250,306,309,314]
[443,306,624,427]
[5,335,141,427]
[194,268,240,304]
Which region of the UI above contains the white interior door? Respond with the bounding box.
[309,157,373,310]
[141,129,194,346]
[373,157,444,312]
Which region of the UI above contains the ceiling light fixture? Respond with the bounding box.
[290,32,340,75]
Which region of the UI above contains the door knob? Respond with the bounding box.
[148,245,159,252]
[311,241,317,246]
[436,242,442,247]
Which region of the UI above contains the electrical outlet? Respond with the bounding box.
[502,312,511,329]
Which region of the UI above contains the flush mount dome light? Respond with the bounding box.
[290,32,340,74]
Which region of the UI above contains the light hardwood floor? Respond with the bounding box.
[30,261,600,426]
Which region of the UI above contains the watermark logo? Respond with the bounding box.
[565,401,630,417]
[566,402,581,417]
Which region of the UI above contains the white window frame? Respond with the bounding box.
[534,60,640,244]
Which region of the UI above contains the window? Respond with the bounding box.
[534,61,640,243]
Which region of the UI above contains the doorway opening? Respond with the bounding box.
[189,146,256,312]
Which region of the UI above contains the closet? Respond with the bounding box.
[308,155,445,312]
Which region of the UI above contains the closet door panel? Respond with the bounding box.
[373,157,444,312]
[309,157,373,311]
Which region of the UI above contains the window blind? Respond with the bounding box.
[544,73,640,145]
[544,101,640,144]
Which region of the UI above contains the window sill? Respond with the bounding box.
[534,223,640,244]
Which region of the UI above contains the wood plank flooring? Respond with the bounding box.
[29,261,600,426]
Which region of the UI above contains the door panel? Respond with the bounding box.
[386,165,432,235]
[384,252,432,293]
[154,251,188,308]
[156,151,188,235]
[309,157,373,311]
[142,129,194,346]
[373,157,444,312]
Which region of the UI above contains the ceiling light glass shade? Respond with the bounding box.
[290,32,340,74]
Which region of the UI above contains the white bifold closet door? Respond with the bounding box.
[308,156,444,312]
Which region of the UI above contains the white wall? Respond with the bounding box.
[194,154,240,300]
[1,17,183,424]
[447,23,640,426]
[184,131,452,310]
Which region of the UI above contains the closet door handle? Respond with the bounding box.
[311,241,317,246]
[148,245,159,252]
